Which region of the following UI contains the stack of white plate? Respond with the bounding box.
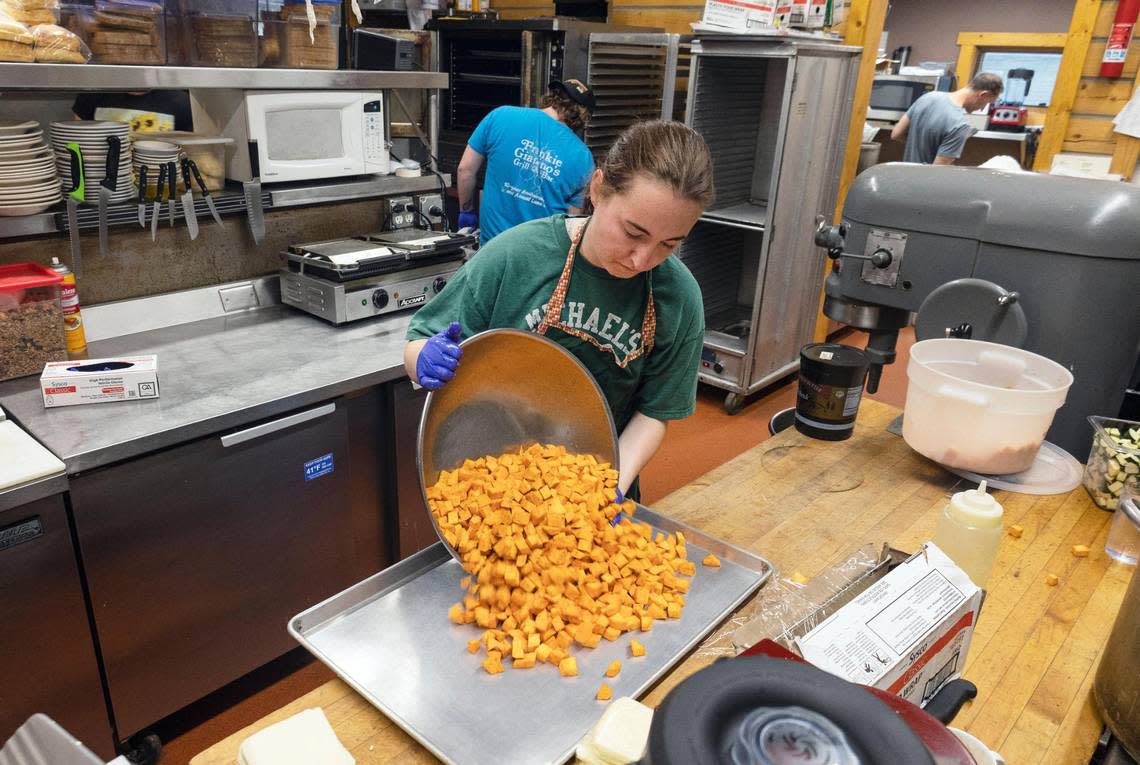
[0,120,61,217]
[49,121,134,205]
[132,139,183,195]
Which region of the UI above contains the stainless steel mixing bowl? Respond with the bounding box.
[417,328,619,562]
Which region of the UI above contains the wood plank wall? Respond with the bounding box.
[1058,0,1140,175]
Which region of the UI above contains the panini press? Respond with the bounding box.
[280,229,474,324]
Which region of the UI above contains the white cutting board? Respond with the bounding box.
[0,420,65,490]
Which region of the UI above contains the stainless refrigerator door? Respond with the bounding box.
[390,379,435,561]
[69,399,361,739]
[0,491,115,760]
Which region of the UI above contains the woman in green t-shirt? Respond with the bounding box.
[404,120,715,500]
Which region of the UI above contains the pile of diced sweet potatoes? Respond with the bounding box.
[428,444,719,681]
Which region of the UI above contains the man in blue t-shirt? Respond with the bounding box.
[457,79,596,246]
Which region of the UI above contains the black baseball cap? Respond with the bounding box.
[549,78,596,113]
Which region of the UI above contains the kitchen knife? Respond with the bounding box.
[151,162,166,241]
[136,165,148,228]
[187,158,223,228]
[243,141,264,244]
[179,158,199,240]
[97,135,121,260]
[64,142,84,279]
[166,160,176,227]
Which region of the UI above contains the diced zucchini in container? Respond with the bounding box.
[1083,416,1140,510]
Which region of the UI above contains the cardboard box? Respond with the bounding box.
[701,0,792,32]
[794,543,982,707]
[790,0,827,27]
[41,355,160,408]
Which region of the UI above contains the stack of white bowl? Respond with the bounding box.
[0,120,61,217]
[49,121,134,205]
[131,139,183,197]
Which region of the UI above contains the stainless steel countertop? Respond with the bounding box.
[0,307,413,474]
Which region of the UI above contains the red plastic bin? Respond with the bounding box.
[0,263,67,382]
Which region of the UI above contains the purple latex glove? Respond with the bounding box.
[458,210,478,231]
[610,487,625,526]
[416,322,463,390]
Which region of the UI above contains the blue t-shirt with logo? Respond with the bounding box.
[468,106,595,245]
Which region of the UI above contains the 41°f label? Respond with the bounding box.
[304,452,334,481]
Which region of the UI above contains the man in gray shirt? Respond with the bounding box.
[892,73,1004,164]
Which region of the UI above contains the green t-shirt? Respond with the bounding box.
[406,214,705,432]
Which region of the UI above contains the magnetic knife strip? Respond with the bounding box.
[54,189,271,233]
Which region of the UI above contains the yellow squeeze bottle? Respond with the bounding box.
[934,480,1004,588]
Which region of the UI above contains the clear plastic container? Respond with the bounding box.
[64,0,165,64]
[165,0,256,66]
[141,131,233,190]
[1105,487,1140,565]
[259,0,338,69]
[902,339,1074,475]
[1083,415,1140,510]
[0,263,65,382]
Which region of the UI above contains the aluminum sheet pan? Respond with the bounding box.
[289,505,773,765]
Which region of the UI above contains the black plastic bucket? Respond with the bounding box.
[795,343,870,441]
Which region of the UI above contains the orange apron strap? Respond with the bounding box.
[536,221,584,336]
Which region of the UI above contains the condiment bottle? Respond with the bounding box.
[49,257,87,356]
[933,480,1004,588]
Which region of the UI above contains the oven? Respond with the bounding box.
[430,18,677,174]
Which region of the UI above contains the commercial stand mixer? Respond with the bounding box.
[814,163,1140,460]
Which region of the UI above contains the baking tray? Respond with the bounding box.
[289,504,773,765]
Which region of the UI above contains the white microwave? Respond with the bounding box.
[199,90,390,183]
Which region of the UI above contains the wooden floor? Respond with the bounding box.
[154,328,916,764]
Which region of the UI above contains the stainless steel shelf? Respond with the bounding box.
[0,174,449,240]
[0,63,449,91]
[700,202,769,231]
[268,174,443,207]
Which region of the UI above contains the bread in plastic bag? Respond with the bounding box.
[32,22,89,62]
[0,0,58,25]
[3,0,61,11]
[0,9,34,60]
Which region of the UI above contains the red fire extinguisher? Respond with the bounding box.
[1101,0,1140,77]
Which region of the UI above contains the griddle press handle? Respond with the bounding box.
[923,679,977,725]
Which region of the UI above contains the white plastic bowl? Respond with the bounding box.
[903,339,1073,475]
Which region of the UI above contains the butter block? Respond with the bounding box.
[237,708,353,765]
[575,696,653,765]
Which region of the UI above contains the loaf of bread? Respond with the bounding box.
[2,5,57,25]
[92,9,152,30]
[0,35,33,60]
[32,23,80,49]
[87,0,161,63]
[31,22,88,62]
[0,10,32,43]
[4,0,59,11]
[91,28,151,45]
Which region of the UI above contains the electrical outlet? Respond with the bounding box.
[416,193,445,227]
[384,195,415,230]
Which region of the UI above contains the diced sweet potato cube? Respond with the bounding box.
[605,660,622,677]
[702,554,721,567]
[596,683,613,701]
[483,657,505,675]
[467,639,480,654]
[630,639,646,657]
[559,657,579,677]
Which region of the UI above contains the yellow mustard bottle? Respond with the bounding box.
[49,257,87,356]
